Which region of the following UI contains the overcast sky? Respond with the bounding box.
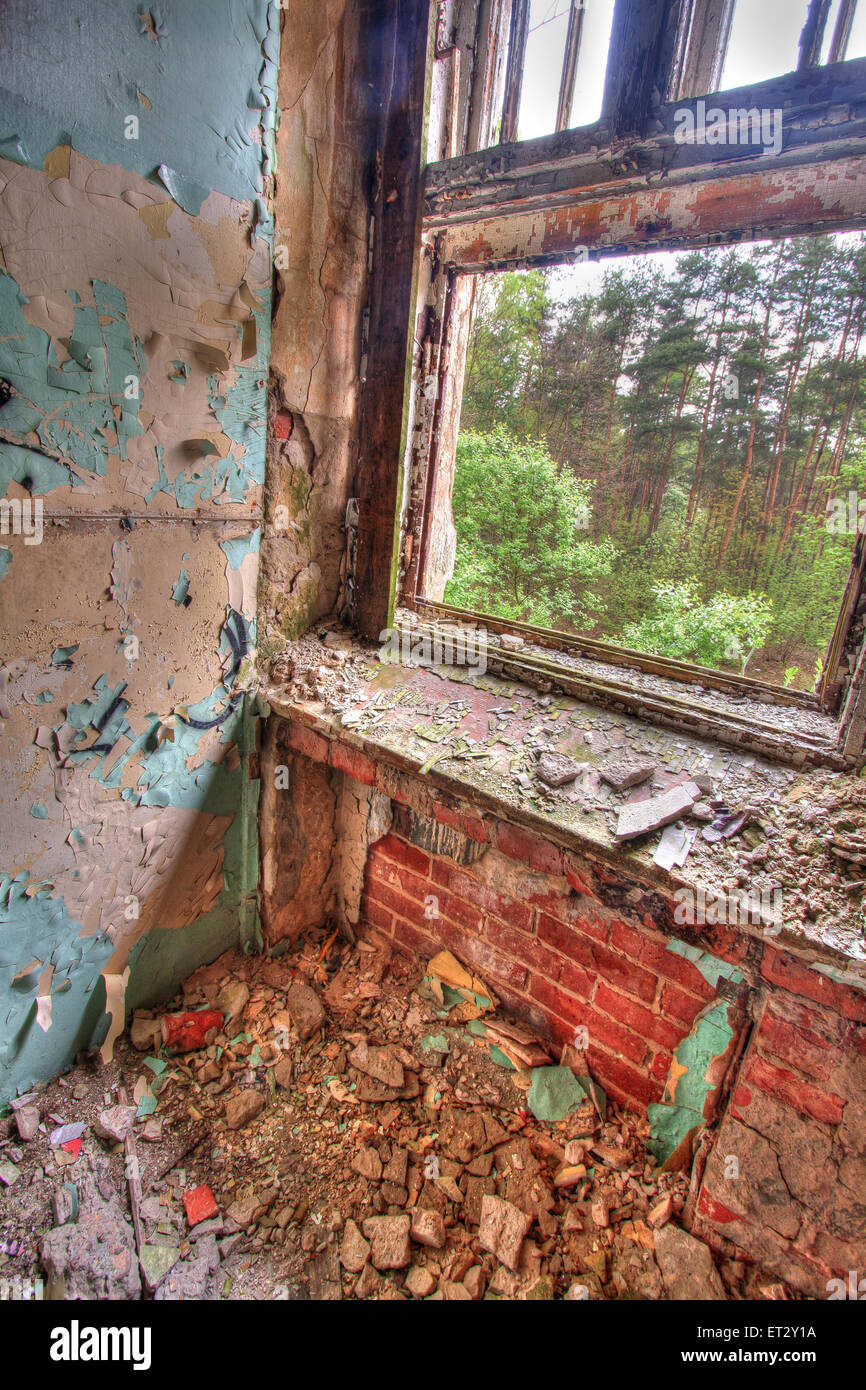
[514,0,866,300]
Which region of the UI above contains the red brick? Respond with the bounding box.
[563,858,600,899]
[756,1010,834,1082]
[538,916,658,1003]
[484,914,543,964]
[284,722,329,764]
[530,973,591,1026]
[431,859,533,932]
[579,1005,649,1066]
[594,980,685,1052]
[517,933,592,994]
[375,833,431,877]
[592,942,657,1003]
[537,913,596,966]
[365,876,427,926]
[585,1047,664,1111]
[659,981,708,1027]
[610,919,716,998]
[273,408,293,439]
[698,921,751,965]
[744,1055,845,1127]
[432,800,489,844]
[650,1050,672,1081]
[761,947,866,1023]
[436,888,485,935]
[367,855,430,906]
[183,1185,218,1226]
[536,905,607,944]
[526,983,647,1063]
[391,914,439,959]
[494,821,563,875]
[697,1191,739,1225]
[362,896,393,935]
[329,741,377,785]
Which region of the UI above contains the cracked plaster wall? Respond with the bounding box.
[260,1,378,647]
[0,0,280,1102]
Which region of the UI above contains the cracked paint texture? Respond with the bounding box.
[0,1,276,1102]
[260,1,373,645]
[648,942,744,1165]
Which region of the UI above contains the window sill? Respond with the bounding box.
[265,628,866,981]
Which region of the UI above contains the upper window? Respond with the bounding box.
[379,0,866,759]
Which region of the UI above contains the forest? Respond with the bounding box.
[445,233,866,688]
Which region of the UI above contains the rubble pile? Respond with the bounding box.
[0,928,798,1300]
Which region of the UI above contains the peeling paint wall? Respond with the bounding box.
[259,1,378,647]
[0,0,279,1102]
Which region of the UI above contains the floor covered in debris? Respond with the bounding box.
[0,925,801,1301]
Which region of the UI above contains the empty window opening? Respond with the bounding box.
[444,231,866,691]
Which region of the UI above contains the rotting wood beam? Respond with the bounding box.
[555,0,587,134]
[425,58,866,208]
[601,0,680,136]
[412,598,820,707]
[431,151,866,271]
[669,0,735,100]
[799,0,833,70]
[829,0,858,64]
[500,0,530,144]
[353,0,434,641]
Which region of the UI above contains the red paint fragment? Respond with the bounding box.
[698,1191,738,1224]
[61,1138,82,1157]
[274,409,293,440]
[162,1009,223,1053]
[183,1184,219,1226]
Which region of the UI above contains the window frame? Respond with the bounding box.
[353,0,866,767]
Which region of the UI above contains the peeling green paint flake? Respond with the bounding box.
[0,548,11,580]
[220,529,260,569]
[156,164,209,216]
[51,645,79,666]
[172,566,191,605]
[665,938,742,988]
[527,1066,592,1123]
[0,0,277,204]
[0,272,143,477]
[29,803,48,819]
[648,1000,735,1164]
[35,689,54,703]
[0,875,114,1104]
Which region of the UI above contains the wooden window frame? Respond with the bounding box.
[353,0,866,766]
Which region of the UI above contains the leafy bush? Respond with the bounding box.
[619,582,774,672]
[444,429,616,630]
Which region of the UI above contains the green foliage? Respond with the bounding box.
[619,583,774,672]
[448,238,866,680]
[444,429,616,630]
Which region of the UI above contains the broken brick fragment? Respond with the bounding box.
[183,1185,219,1227]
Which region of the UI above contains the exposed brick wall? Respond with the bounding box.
[694,978,866,1296]
[361,830,748,1117]
[267,716,866,1297]
[360,822,866,1298]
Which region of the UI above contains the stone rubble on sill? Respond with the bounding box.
[264,628,866,966]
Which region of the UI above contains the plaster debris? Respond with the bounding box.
[0,926,814,1301]
[615,783,702,842]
